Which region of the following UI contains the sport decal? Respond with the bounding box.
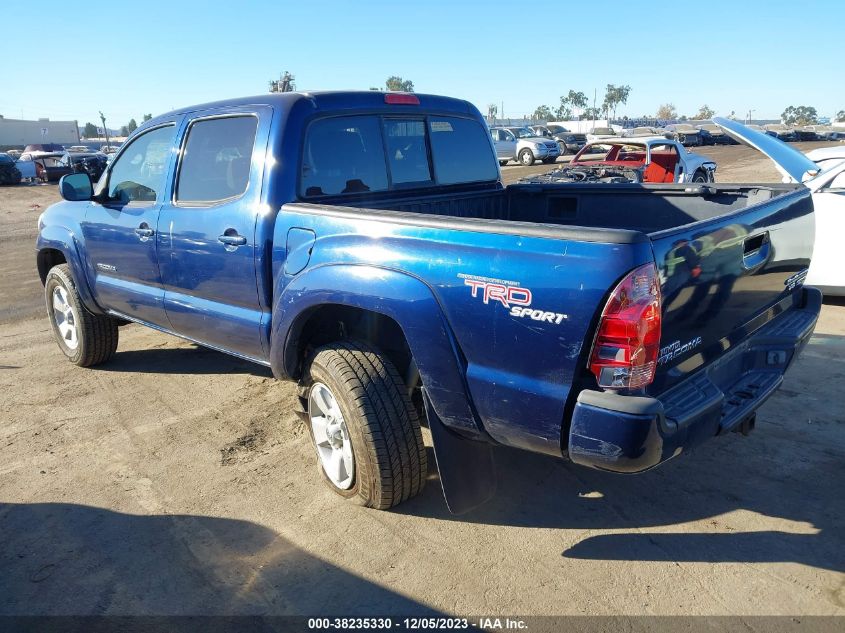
[457,273,568,325]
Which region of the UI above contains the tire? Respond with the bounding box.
[542,157,557,164]
[45,264,119,367]
[499,160,508,167]
[692,170,708,183]
[518,149,535,166]
[301,340,427,510]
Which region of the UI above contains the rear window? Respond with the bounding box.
[428,117,498,185]
[301,114,496,198]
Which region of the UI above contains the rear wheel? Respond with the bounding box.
[519,149,535,166]
[301,340,427,510]
[45,264,119,366]
[499,160,508,167]
[692,170,708,183]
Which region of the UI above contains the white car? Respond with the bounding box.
[717,118,845,296]
[585,126,618,142]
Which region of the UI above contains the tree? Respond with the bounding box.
[555,90,588,119]
[695,104,715,120]
[836,110,845,122]
[385,76,414,92]
[656,103,678,120]
[601,84,631,120]
[533,105,553,121]
[583,107,601,120]
[83,122,98,138]
[120,125,129,136]
[781,105,818,126]
[127,118,138,134]
[143,113,152,122]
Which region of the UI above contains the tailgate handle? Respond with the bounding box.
[742,232,770,268]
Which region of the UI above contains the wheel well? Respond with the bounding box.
[37,249,67,285]
[287,305,416,383]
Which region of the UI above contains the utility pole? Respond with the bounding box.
[99,111,110,149]
[269,71,296,93]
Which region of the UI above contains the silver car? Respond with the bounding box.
[490,126,560,166]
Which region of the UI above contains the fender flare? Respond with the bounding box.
[36,226,104,314]
[270,264,482,438]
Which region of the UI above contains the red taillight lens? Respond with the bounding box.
[384,93,420,105]
[589,263,662,390]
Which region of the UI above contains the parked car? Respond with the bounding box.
[529,124,586,155]
[20,152,73,182]
[585,126,617,142]
[523,137,716,184]
[762,124,798,142]
[37,91,819,514]
[623,126,663,138]
[60,151,108,182]
[805,145,845,170]
[100,145,121,154]
[801,125,845,141]
[717,118,845,296]
[66,145,93,153]
[24,143,66,153]
[696,123,735,145]
[0,152,22,185]
[664,123,703,146]
[746,124,776,137]
[490,126,560,165]
[6,149,23,159]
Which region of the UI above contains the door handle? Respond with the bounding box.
[742,232,770,269]
[134,224,154,240]
[218,233,247,247]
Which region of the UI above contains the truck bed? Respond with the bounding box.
[346,182,799,234]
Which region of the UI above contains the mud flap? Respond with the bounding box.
[423,393,496,514]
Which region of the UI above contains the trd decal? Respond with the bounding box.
[458,273,567,325]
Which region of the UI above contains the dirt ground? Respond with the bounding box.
[1,143,843,617]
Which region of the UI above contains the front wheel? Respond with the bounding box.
[301,340,427,510]
[519,149,535,166]
[45,264,119,366]
[691,170,708,183]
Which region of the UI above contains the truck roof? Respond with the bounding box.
[144,91,478,128]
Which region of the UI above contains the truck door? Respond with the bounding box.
[156,108,270,361]
[491,129,517,161]
[80,122,179,326]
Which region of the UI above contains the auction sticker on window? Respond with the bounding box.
[430,121,453,132]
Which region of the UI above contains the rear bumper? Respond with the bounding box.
[567,286,821,473]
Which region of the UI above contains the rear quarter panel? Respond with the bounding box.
[272,205,653,456]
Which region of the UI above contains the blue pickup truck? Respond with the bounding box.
[36,91,820,513]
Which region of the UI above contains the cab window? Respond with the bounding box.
[107,125,175,204]
[176,116,258,204]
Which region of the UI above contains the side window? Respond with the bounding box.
[176,116,258,204]
[107,125,175,204]
[383,119,432,185]
[490,129,499,142]
[301,116,388,197]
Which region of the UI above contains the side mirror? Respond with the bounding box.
[59,173,93,201]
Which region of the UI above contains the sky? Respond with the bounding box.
[2,0,843,127]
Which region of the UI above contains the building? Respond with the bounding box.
[0,116,80,148]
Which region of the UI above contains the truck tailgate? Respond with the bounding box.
[649,186,815,394]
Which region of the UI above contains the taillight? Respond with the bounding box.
[384,93,420,105]
[589,263,662,390]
